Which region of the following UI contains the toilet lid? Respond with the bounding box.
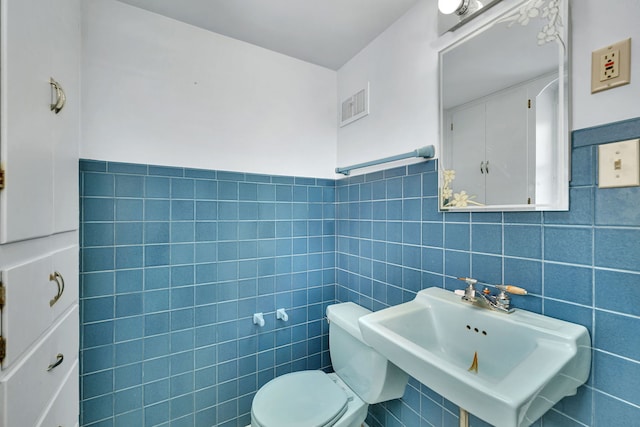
[252,371,349,427]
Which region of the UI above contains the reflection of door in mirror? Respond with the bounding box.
[446,103,486,205]
[485,87,528,205]
[443,73,555,207]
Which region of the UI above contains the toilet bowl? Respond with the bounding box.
[251,371,366,427]
[250,302,408,427]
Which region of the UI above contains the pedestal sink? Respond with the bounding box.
[358,287,591,427]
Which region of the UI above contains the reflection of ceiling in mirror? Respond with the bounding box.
[442,11,559,109]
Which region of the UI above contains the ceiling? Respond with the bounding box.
[442,10,559,109]
[116,0,421,70]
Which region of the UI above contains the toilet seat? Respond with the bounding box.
[251,371,349,427]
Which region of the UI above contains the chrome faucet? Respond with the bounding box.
[456,277,528,314]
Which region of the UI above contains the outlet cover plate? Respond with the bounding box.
[591,38,631,93]
[598,139,640,188]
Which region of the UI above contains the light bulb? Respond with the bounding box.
[438,0,465,15]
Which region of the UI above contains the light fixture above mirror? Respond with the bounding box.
[438,0,503,34]
[438,0,480,16]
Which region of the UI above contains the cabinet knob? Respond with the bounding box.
[49,78,66,114]
[480,161,485,174]
[48,271,65,307]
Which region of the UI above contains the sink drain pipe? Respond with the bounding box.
[459,408,469,427]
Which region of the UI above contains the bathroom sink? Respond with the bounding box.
[358,287,591,427]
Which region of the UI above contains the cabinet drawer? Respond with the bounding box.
[0,305,78,427]
[36,359,79,427]
[1,245,78,369]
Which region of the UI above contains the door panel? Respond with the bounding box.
[449,103,486,204]
[0,0,55,243]
[485,87,529,205]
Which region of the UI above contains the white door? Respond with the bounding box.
[485,87,529,205]
[449,103,486,205]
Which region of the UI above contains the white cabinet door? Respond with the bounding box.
[445,83,533,207]
[0,245,78,369]
[449,103,486,204]
[51,0,81,234]
[0,0,80,243]
[0,0,54,242]
[485,87,529,205]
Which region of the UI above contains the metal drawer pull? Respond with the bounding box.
[47,353,64,371]
[49,271,65,307]
[49,77,66,114]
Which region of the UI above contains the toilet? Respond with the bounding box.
[250,302,409,427]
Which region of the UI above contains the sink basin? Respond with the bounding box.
[358,287,591,427]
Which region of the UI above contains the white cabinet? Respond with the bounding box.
[0,0,80,425]
[443,75,554,206]
[0,0,81,243]
[446,87,530,206]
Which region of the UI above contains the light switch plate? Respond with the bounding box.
[598,139,640,188]
[591,38,631,93]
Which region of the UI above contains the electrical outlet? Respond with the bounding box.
[591,38,631,93]
[599,49,620,81]
[598,139,640,188]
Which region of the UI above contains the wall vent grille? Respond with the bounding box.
[340,84,369,127]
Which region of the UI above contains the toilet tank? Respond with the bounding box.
[326,302,408,404]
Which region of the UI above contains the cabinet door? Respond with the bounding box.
[485,87,529,205]
[1,245,78,369]
[51,0,81,234]
[0,0,80,243]
[0,0,55,243]
[449,103,486,204]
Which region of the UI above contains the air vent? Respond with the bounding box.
[339,84,369,127]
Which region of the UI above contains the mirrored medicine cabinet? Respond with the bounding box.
[439,0,570,212]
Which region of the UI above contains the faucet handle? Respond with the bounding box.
[496,285,528,295]
[457,277,479,300]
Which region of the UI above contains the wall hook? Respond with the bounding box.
[276,308,289,322]
[253,312,265,327]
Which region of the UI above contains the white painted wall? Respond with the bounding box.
[82,0,639,178]
[81,0,337,178]
[337,0,439,173]
[337,0,640,170]
[571,0,640,130]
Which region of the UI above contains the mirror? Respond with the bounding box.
[439,0,569,211]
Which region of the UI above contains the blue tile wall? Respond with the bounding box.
[80,117,640,427]
[335,118,640,427]
[80,162,336,427]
